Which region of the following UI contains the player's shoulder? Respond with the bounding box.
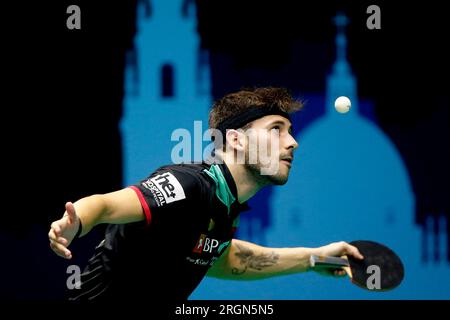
[149,162,214,195]
[154,162,209,180]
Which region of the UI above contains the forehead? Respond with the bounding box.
[251,115,292,128]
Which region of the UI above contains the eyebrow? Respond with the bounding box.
[267,120,293,133]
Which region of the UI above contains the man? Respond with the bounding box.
[48,87,363,302]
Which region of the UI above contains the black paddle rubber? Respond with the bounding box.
[348,240,404,291]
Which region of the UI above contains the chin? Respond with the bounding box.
[269,174,289,185]
[267,167,290,185]
[247,163,291,186]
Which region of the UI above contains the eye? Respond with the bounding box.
[272,125,281,130]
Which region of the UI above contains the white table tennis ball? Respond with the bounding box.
[334,96,351,114]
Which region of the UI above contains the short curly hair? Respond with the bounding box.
[209,87,303,129]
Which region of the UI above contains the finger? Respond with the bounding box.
[50,242,67,258]
[49,239,67,254]
[51,222,61,237]
[334,269,347,277]
[48,228,57,241]
[345,243,364,260]
[48,229,65,244]
[57,237,69,246]
[65,202,77,224]
[50,240,72,259]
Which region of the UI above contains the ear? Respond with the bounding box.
[225,129,246,152]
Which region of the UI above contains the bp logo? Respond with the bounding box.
[192,234,230,255]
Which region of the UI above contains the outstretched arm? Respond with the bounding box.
[48,188,144,259]
[207,239,363,280]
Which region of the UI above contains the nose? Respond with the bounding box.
[287,133,298,150]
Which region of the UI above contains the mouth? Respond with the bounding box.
[280,157,293,167]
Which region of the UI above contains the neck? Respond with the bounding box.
[222,154,265,203]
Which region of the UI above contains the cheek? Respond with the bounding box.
[263,137,277,156]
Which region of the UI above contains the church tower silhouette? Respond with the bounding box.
[121,0,211,186]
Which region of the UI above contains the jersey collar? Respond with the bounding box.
[204,157,251,213]
[218,162,250,213]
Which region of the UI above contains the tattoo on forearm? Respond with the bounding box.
[231,243,279,275]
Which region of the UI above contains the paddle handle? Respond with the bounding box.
[310,255,349,268]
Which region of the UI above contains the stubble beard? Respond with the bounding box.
[245,161,289,186]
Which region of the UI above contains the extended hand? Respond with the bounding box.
[48,202,80,259]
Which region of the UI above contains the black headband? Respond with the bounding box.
[215,106,290,143]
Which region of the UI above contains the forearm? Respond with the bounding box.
[71,195,107,237]
[66,189,145,237]
[210,239,316,280]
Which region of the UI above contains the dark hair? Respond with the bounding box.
[209,87,303,130]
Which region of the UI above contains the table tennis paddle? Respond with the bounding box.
[310,240,404,291]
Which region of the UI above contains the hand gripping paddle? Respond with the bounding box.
[310,240,404,291]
